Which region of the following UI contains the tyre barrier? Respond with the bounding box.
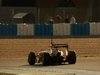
[0,24,17,36]
[34,24,53,36]
[0,23,100,36]
[71,23,90,35]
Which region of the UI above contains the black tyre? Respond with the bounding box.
[57,56,63,64]
[67,51,76,64]
[28,52,36,65]
[42,53,51,66]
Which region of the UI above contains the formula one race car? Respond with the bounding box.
[28,43,76,66]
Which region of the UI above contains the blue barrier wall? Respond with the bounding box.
[0,24,3,35]
[0,24,17,36]
[34,24,53,36]
[0,23,100,36]
[71,23,90,35]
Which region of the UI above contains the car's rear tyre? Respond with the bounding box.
[42,53,51,66]
[67,51,76,64]
[28,52,36,65]
[57,56,63,64]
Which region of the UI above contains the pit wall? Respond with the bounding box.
[0,38,100,59]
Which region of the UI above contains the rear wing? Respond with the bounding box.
[53,44,68,48]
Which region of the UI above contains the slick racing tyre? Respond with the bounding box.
[42,53,51,66]
[28,52,36,65]
[67,51,76,64]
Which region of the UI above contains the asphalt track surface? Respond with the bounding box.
[0,57,100,75]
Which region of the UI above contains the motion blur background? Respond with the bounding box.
[0,0,100,23]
